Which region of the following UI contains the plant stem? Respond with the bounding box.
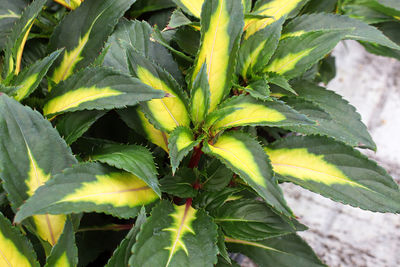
[188,145,203,169]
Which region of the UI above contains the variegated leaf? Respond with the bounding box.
[48,0,135,85]
[2,0,46,80]
[208,95,313,134]
[130,200,218,267]
[168,127,202,174]
[126,47,190,132]
[118,106,170,152]
[265,136,400,212]
[192,0,244,111]
[15,162,159,222]
[44,219,78,267]
[243,0,308,39]
[172,0,204,18]
[203,131,292,217]
[53,0,83,10]
[0,0,27,50]
[0,94,76,246]
[0,213,39,267]
[43,67,165,117]
[190,63,210,127]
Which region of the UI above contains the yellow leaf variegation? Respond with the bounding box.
[173,0,204,18]
[130,201,218,266]
[127,47,190,133]
[0,214,39,267]
[53,0,83,10]
[265,136,400,213]
[192,0,244,112]
[138,110,169,152]
[43,87,123,116]
[244,0,305,38]
[60,172,158,207]
[203,132,292,216]
[208,95,313,134]
[15,163,159,222]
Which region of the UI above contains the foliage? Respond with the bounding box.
[1,0,400,266]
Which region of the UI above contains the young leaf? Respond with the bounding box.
[285,81,376,149]
[267,73,297,95]
[190,63,211,126]
[130,200,218,267]
[0,212,39,267]
[168,126,202,174]
[202,159,233,192]
[43,67,165,117]
[118,106,170,152]
[282,13,400,50]
[126,47,190,132]
[208,95,313,133]
[103,19,183,83]
[0,94,76,245]
[226,234,326,267]
[243,78,271,100]
[202,131,292,217]
[243,0,308,38]
[2,0,46,79]
[265,136,400,213]
[192,0,244,111]
[11,50,62,101]
[56,110,107,145]
[105,207,147,267]
[265,30,348,79]
[238,18,284,79]
[44,219,78,267]
[48,0,135,85]
[213,199,303,241]
[15,162,159,222]
[89,143,161,197]
[193,187,243,212]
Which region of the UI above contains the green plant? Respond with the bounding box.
[1,0,400,266]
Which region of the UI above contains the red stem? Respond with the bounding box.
[188,145,203,169]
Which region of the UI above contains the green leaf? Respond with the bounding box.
[15,162,159,222]
[44,219,78,267]
[160,168,198,198]
[105,207,147,267]
[0,0,27,50]
[193,188,243,212]
[89,143,161,197]
[0,94,76,245]
[130,200,218,267]
[2,0,46,80]
[208,95,313,133]
[43,67,165,117]
[53,0,83,10]
[168,126,201,174]
[0,212,39,266]
[48,0,136,85]
[243,78,271,101]
[267,73,297,95]
[202,159,233,192]
[190,63,211,126]
[214,199,303,241]
[243,0,308,38]
[103,18,183,83]
[265,135,400,213]
[202,131,292,217]
[285,81,376,149]
[226,234,326,267]
[282,13,400,50]
[126,47,190,132]
[168,9,193,29]
[56,110,106,145]
[191,0,244,111]
[130,0,175,17]
[238,18,284,79]
[265,30,347,79]
[11,49,62,101]
[0,84,18,96]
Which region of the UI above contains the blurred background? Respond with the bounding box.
[281,40,400,267]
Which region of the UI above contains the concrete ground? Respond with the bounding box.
[241,41,400,267]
